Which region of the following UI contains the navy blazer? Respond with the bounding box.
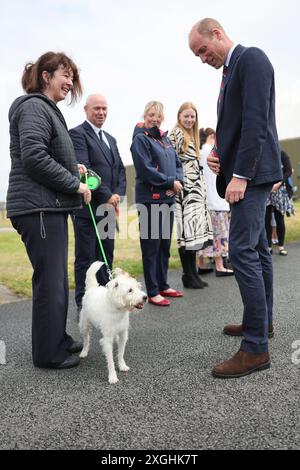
[216,44,282,197]
[69,121,126,218]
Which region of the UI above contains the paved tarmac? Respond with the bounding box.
[0,243,300,450]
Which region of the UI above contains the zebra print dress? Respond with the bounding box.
[169,127,213,251]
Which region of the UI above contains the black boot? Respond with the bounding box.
[187,250,208,288]
[178,247,204,289]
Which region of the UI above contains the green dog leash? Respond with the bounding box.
[81,170,112,280]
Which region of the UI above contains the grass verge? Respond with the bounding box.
[0,200,299,298]
[0,212,180,298]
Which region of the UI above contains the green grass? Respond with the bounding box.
[0,212,180,298]
[285,201,300,242]
[1,200,299,298]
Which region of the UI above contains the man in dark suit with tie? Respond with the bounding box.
[69,94,126,313]
[189,18,282,378]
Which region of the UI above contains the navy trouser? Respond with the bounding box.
[138,203,174,297]
[10,212,73,367]
[229,184,273,353]
[73,215,114,307]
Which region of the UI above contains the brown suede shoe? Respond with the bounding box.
[212,350,270,378]
[223,324,274,338]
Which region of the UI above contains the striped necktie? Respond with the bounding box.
[217,65,228,117]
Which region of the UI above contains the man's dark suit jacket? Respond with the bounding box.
[69,121,126,218]
[216,44,282,197]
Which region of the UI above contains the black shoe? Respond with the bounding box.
[67,341,83,354]
[55,355,80,369]
[216,269,235,277]
[179,248,208,288]
[196,275,208,287]
[182,274,204,289]
[37,355,81,370]
[197,267,213,275]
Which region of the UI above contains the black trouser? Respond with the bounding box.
[265,205,285,247]
[73,216,114,307]
[10,212,74,367]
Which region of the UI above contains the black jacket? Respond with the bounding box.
[69,121,126,218]
[6,93,81,217]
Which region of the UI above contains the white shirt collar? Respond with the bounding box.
[225,44,237,67]
[86,119,110,148]
[86,119,104,135]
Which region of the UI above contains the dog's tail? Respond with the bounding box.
[85,261,105,290]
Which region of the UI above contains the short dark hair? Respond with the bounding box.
[200,127,215,148]
[21,51,82,103]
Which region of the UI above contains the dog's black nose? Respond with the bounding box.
[143,295,148,302]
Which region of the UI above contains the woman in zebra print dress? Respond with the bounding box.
[169,102,213,288]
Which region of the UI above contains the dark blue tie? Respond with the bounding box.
[98,129,105,143]
[98,130,115,164]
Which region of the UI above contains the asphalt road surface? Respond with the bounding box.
[1,243,300,450]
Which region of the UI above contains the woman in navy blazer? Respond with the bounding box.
[131,101,184,306]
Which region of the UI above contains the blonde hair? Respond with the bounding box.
[143,100,165,121]
[175,102,200,157]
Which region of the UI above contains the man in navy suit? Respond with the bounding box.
[69,94,126,313]
[189,18,282,378]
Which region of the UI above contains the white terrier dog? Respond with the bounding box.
[79,261,147,384]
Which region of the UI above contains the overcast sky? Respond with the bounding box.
[1,0,299,200]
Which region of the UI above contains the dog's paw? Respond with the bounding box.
[109,375,119,384]
[79,351,88,358]
[119,364,130,372]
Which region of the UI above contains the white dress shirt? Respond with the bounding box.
[201,143,230,211]
[86,119,111,148]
